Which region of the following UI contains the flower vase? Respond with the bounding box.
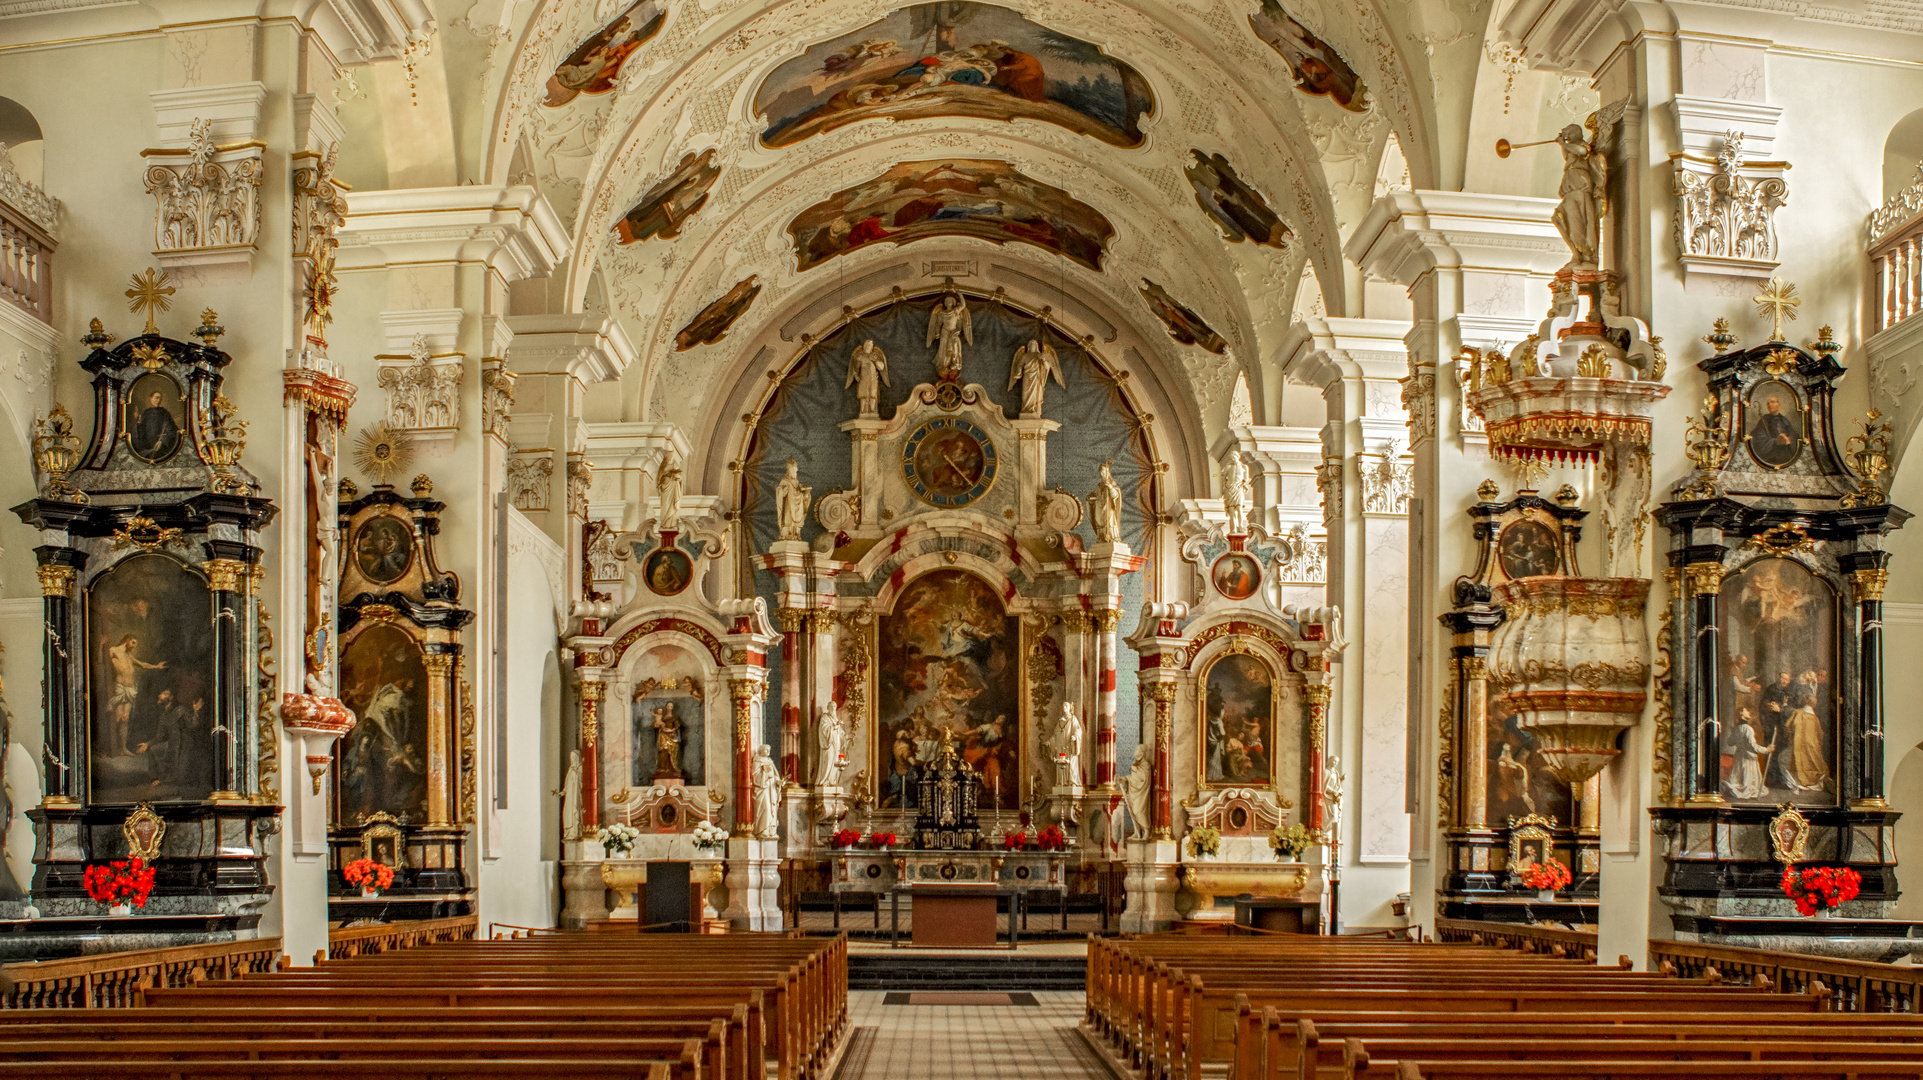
[108,902,132,917]
[1815,906,1836,920]
[1537,889,1556,903]
[361,887,381,899]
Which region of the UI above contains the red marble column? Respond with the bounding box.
[1094,611,1119,787]
[729,678,759,835]
[778,609,803,782]
[1146,681,1176,839]
[578,681,605,832]
[1304,684,1330,832]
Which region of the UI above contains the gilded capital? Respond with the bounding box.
[577,681,607,703]
[1851,568,1890,603]
[1682,561,1726,597]
[203,558,246,593]
[1461,656,1488,681]
[421,653,456,676]
[1301,684,1332,706]
[1060,612,1094,635]
[1091,610,1120,633]
[36,563,76,597]
[775,607,805,634]
[1144,681,1178,706]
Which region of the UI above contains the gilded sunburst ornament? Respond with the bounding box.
[354,421,413,487]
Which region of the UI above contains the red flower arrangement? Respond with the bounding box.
[1782,866,1861,916]
[867,832,897,850]
[830,829,862,850]
[1002,830,1028,851]
[1517,859,1572,892]
[342,858,396,893]
[82,858,157,909]
[1036,825,1067,852]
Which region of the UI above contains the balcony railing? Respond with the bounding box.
[1871,165,1923,333]
[0,144,57,325]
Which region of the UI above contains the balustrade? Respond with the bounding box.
[1871,171,1923,333]
[0,209,53,324]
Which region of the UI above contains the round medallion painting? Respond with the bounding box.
[902,418,998,507]
[1497,519,1560,580]
[354,515,415,585]
[643,547,694,595]
[1211,553,1262,600]
[123,372,185,465]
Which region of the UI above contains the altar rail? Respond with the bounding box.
[1434,917,1602,962]
[0,937,282,1009]
[1435,920,1923,1013]
[326,914,478,960]
[1649,938,1923,1013]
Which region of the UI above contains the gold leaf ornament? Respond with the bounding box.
[354,421,414,487]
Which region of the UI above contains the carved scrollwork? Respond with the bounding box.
[143,119,263,258]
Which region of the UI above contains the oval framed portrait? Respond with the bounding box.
[1745,379,1805,470]
[1211,552,1262,601]
[1498,519,1561,580]
[353,515,416,585]
[643,547,694,595]
[123,372,185,464]
[902,418,998,508]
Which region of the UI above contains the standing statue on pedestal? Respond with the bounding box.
[656,454,683,534]
[774,458,811,541]
[1551,119,1607,269]
[814,703,848,788]
[1323,754,1345,842]
[652,702,683,780]
[1221,451,1252,536]
[846,340,890,417]
[1120,743,1152,841]
[1049,702,1085,786]
[556,748,583,840]
[1007,339,1063,417]
[752,745,782,839]
[1089,460,1124,544]
[926,292,973,383]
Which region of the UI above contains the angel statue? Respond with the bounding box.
[1088,460,1124,544]
[1221,451,1252,536]
[1007,339,1063,417]
[846,339,890,417]
[926,292,973,383]
[1120,743,1152,841]
[1552,118,1609,269]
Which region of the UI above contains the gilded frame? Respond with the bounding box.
[1197,641,1281,791]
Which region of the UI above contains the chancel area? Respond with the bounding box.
[0,0,1922,1073]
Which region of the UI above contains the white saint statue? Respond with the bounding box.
[556,748,583,840]
[1006,339,1063,417]
[925,293,973,382]
[656,454,683,534]
[1088,461,1124,544]
[1120,743,1152,841]
[752,745,782,839]
[814,703,847,788]
[1050,702,1085,786]
[1323,754,1345,839]
[774,458,811,542]
[846,340,890,417]
[1551,121,1606,268]
[1221,451,1251,536]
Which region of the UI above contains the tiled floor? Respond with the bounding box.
[839,990,1113,1079]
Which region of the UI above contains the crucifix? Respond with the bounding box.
[125,267,175,336]
[1752,277,1800,344]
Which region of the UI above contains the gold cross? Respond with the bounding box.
[1752,277,1800,343]
[125,267,175,336]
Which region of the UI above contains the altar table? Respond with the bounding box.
[908,883,998,948]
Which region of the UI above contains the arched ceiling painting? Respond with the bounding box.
[544,0,668,108]
[787,159,1115,272]
[753,2,1156,149]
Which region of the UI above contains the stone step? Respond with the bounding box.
[848,954,1086,990]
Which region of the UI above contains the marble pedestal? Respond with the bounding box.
[720,838,783,931]
[1121,838,1182,932]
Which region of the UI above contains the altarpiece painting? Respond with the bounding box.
[86,553,217,804]
[1201,651,1274,786]
[338,623,431,824]
[1718,557,1837,805]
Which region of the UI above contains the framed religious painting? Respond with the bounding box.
[1717,557,1839,805]
[337,624,432,823]
[122,371,186,465]
[1200,650,1275,787]
[85,553,217,804]
[643,546,694,596]
[1744,380,1805,470]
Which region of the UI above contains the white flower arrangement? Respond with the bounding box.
[595,823,639,857]
[691,820,729,852]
